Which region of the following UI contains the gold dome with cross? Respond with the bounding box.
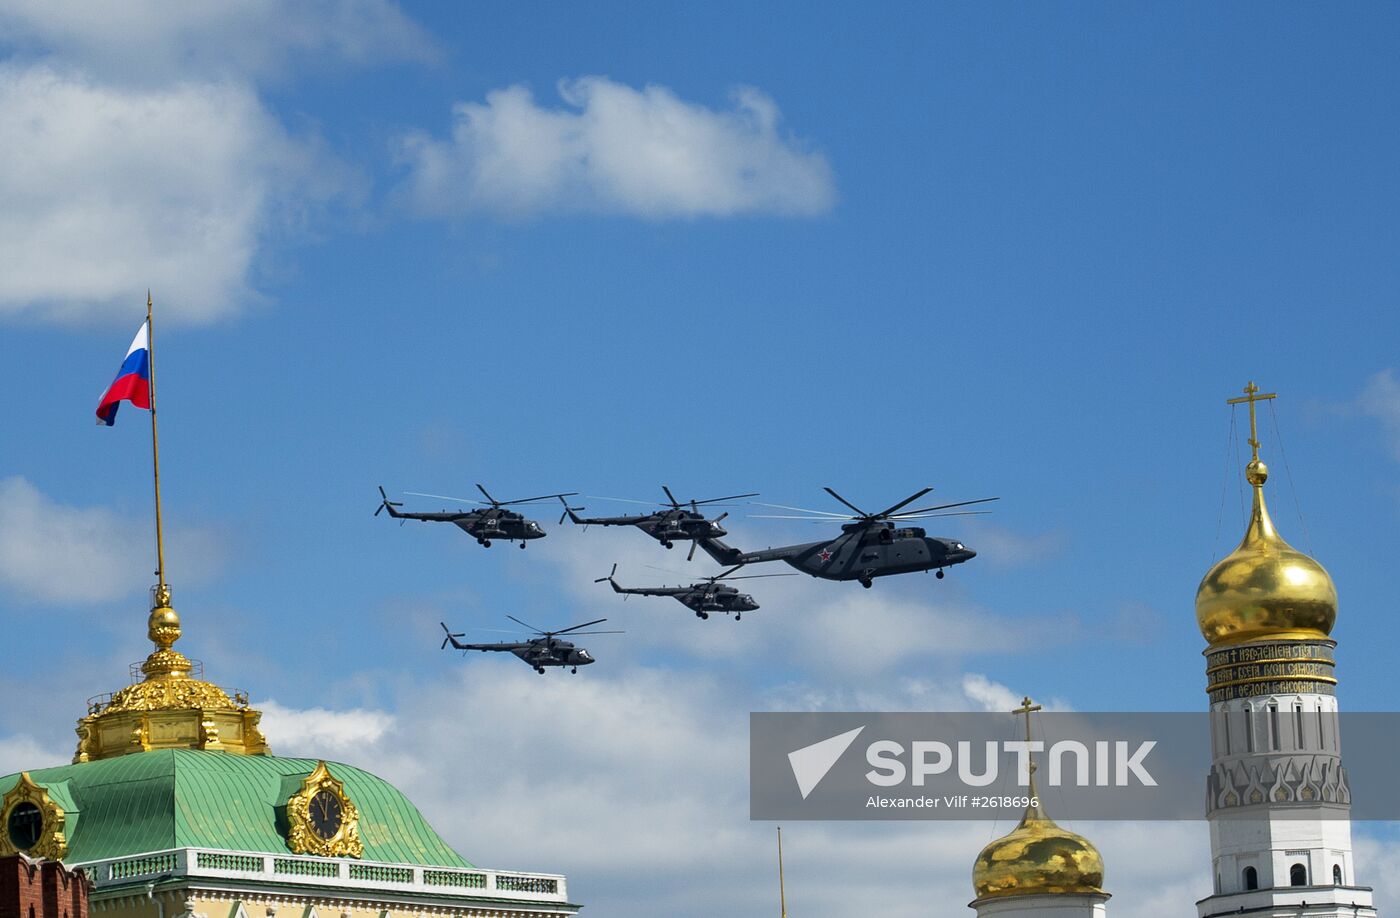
[1195,382,1337,647]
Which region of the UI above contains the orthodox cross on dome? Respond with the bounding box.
[1226,381,1277,465]
[1012,695,1043,779]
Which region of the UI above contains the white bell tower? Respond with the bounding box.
[1193,383,1375,918]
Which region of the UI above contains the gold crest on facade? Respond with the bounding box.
[0,772,68,860]
[286,761,364,858]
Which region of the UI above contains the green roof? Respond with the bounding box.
[1,750,472,868]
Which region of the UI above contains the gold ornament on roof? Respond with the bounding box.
[0,773,68,860]
[1196,383,1337,647]
[972,698,1106,901]
[286,762,364,858]
[73,584,269,762]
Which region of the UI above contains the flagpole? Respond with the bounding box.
[146,291,168,598]
[778,826,787,918]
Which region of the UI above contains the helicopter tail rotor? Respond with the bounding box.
[557,496,587,526]
[593,563,622,593]
[375,486,405,518]
[439,622,466,650]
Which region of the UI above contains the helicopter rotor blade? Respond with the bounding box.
[405,491,489,506]
[689,492,760,506]
[719,572,800,581]
[869,488,935,520]
[584,495,659,506]
[822,487,869,517]
[748,514,853,520]
[506,614,544,633]
[496,491,581,506]
[751,502,852,518]
[476,483,500,507]
[884,510,994,520]
[550,618,610,636]
[687,540,698,562]
[563,630,625,636]
[890,497,1000,516]
[593,563,619,583]
[662,485,681,508]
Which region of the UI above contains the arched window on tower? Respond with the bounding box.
[1333,864,1343,885]
[1290,863,1307,886]
[1243,866,1258,890]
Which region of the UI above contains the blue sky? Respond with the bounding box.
[2,3,1399,915]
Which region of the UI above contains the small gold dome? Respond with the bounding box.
[1196,458,1336,647]
[972,801,1105,900]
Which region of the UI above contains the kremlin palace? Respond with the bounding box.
[0,583,580,918]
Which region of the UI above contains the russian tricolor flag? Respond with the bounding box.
[96,321,151,426]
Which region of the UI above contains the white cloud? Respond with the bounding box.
[1358,369,1400,462]
[1355,829,1400,910]
[257,700,393,754]
[0,0,435,83]
[959,519,1067,568]
[398,77,836,219]
[0,64,350,325]
[0,732,67,777]
[0,476,225,603]
[266,666,1212,918]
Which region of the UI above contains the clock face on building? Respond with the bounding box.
[308,789,344,840]
[6,801,43,850]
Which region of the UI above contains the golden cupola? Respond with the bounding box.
[972,697,1106,903]
[74,584,269,762]
[972,799,1106,900]
[1195,384,1337,648]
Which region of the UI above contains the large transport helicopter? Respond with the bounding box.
[593,563,794,621]
[439,617,621,674]
[376,485,576,548]
[694,487,996,588]
[558,486,758,559]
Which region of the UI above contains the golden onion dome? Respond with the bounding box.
[1196,458,1336,647]
[972,798,1105,900]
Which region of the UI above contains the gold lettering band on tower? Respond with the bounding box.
[1205,640,1337,703]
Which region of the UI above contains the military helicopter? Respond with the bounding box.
[558,486,758,559]
[376,485,576,548]
[593,563,795,621]
[694,487,996,588]
[439,617,622,674]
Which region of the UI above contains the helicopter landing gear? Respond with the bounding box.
[663,541,673,549]
[697,611,709,620]
[859,578,873,589]
[535,667,545,674]
[519,542,527,549]
[936,569,944,579]
[571,667,578,674]
[482,539,492,547]
[735,613,741,622]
